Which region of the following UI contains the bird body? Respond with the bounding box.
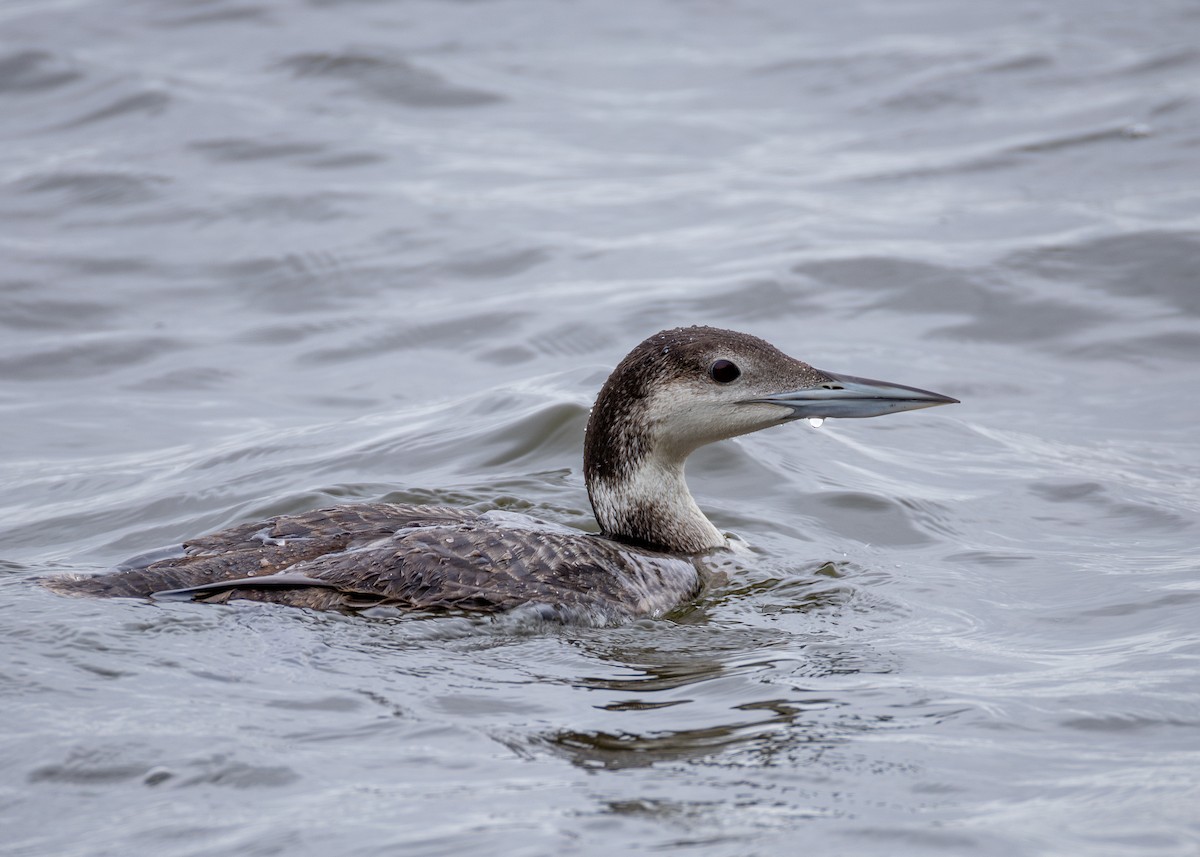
[48,326,957,622]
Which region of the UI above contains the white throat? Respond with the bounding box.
[590,456,727,554]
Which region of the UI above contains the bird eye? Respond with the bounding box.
[709,359,740,384]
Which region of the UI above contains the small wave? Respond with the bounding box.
[278,49,504,108]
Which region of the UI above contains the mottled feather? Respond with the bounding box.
[49,504,700,622]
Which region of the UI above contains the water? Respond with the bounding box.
[2,0,1199,854]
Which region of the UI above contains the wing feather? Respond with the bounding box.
[46,504,701,621]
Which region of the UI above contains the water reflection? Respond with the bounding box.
[529,614,924,771]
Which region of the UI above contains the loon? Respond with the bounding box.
[48,326,957,623]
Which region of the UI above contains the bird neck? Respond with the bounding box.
[583,377,726,554]
[586,453,727,554]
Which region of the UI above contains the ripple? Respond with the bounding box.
[1061,713,1200,732]
[191,137,328,162]
[234,317,360,346]
[58,90,169,128]
[1067,331,1200,362]
[15,171,168,206]
[480,401,587,468]
[279,49,504,108]
[812,492,934,547]
[931,297,1106,344]
[1028,479,1194,533]
[530,321,614,358]
[302,151,388,169]
[544,717,794,770]
[32,747,301,793]
[0,286,116,331]
[29,749,149,785]
[211,253,368,313]
[152,4,272,28]
[1006,123,1146,154]
[0,335,183,381]
[224,191,356,223]
[941,550,1037,567]
[645,278,821,324]
[1074,591,1200,619]
[1005,230,1200,316]
[796,254,1113,344]
[124,367,237,392]
[1120,47,1200,76]
[179,758,301,789]
[300,310,525,363]
[0,50,82,94]
[794,256,981,314]
[442,247,547,279]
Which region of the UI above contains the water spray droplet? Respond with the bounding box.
[807,417,824,428]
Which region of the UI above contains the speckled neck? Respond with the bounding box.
[583,328,731,554]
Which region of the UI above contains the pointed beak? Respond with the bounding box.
[754,371,959,420]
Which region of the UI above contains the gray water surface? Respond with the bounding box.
[2,1,1199,855]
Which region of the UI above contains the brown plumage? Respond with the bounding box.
[46,326,956,623]
[50,504,697,621]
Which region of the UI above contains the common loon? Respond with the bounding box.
[48,326,957,622]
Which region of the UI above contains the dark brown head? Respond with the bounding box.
[582,326,957,553]
[584,327,832,485]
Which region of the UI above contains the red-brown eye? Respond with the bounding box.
[709,359,740,383]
